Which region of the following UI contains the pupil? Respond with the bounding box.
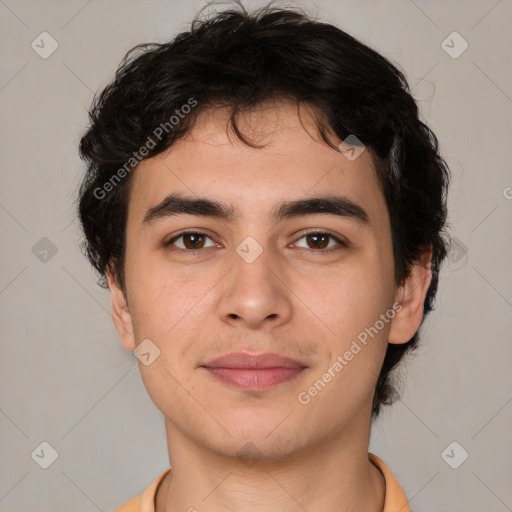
[186,234,203,248]
[309,234,327,249]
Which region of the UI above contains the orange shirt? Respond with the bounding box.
[114,452,411,512]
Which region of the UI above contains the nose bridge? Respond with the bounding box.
[218,236,292,328]
[231,236,274,299]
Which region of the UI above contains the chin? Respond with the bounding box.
[206,421,312,462]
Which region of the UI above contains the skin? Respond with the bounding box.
[107,98,432,512]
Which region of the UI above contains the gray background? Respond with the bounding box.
[1,0,511,510]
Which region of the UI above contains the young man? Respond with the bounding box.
[77,2,450,511]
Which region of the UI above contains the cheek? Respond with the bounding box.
[127,249,208,335]
[306,270,392,406]
[318,263,391,332]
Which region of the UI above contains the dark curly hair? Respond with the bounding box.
[76,0,451,418]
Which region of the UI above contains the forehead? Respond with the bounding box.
[127,100,387,228]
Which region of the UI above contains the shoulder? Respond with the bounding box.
[113,469,171,512]
[113,494,141,512]
[368,453,411,512]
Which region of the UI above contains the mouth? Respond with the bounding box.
[200,352,308,391]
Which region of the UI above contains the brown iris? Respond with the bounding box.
[182,233,206,249]
[305,233,330,249]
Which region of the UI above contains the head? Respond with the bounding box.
[76,1,450,459]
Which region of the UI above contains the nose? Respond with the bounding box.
[217,245,293,331]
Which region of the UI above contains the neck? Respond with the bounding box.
[156,414,385,512]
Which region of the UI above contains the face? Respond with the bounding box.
[108,99,431,463]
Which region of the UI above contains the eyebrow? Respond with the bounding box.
[142,193,371,228]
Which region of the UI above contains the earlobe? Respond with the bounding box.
[388,245,433,345]
[106,265,136,352]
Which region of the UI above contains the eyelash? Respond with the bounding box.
[164,229,349,254]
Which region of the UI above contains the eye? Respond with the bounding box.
[292,231,348,252]
[164,230,349,254]
[165,231,217,252]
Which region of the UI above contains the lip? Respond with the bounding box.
[202,352,306,370]
[200,352,308,391]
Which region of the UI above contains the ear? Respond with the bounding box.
[106,264,136,352]
[388,245,433,345]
